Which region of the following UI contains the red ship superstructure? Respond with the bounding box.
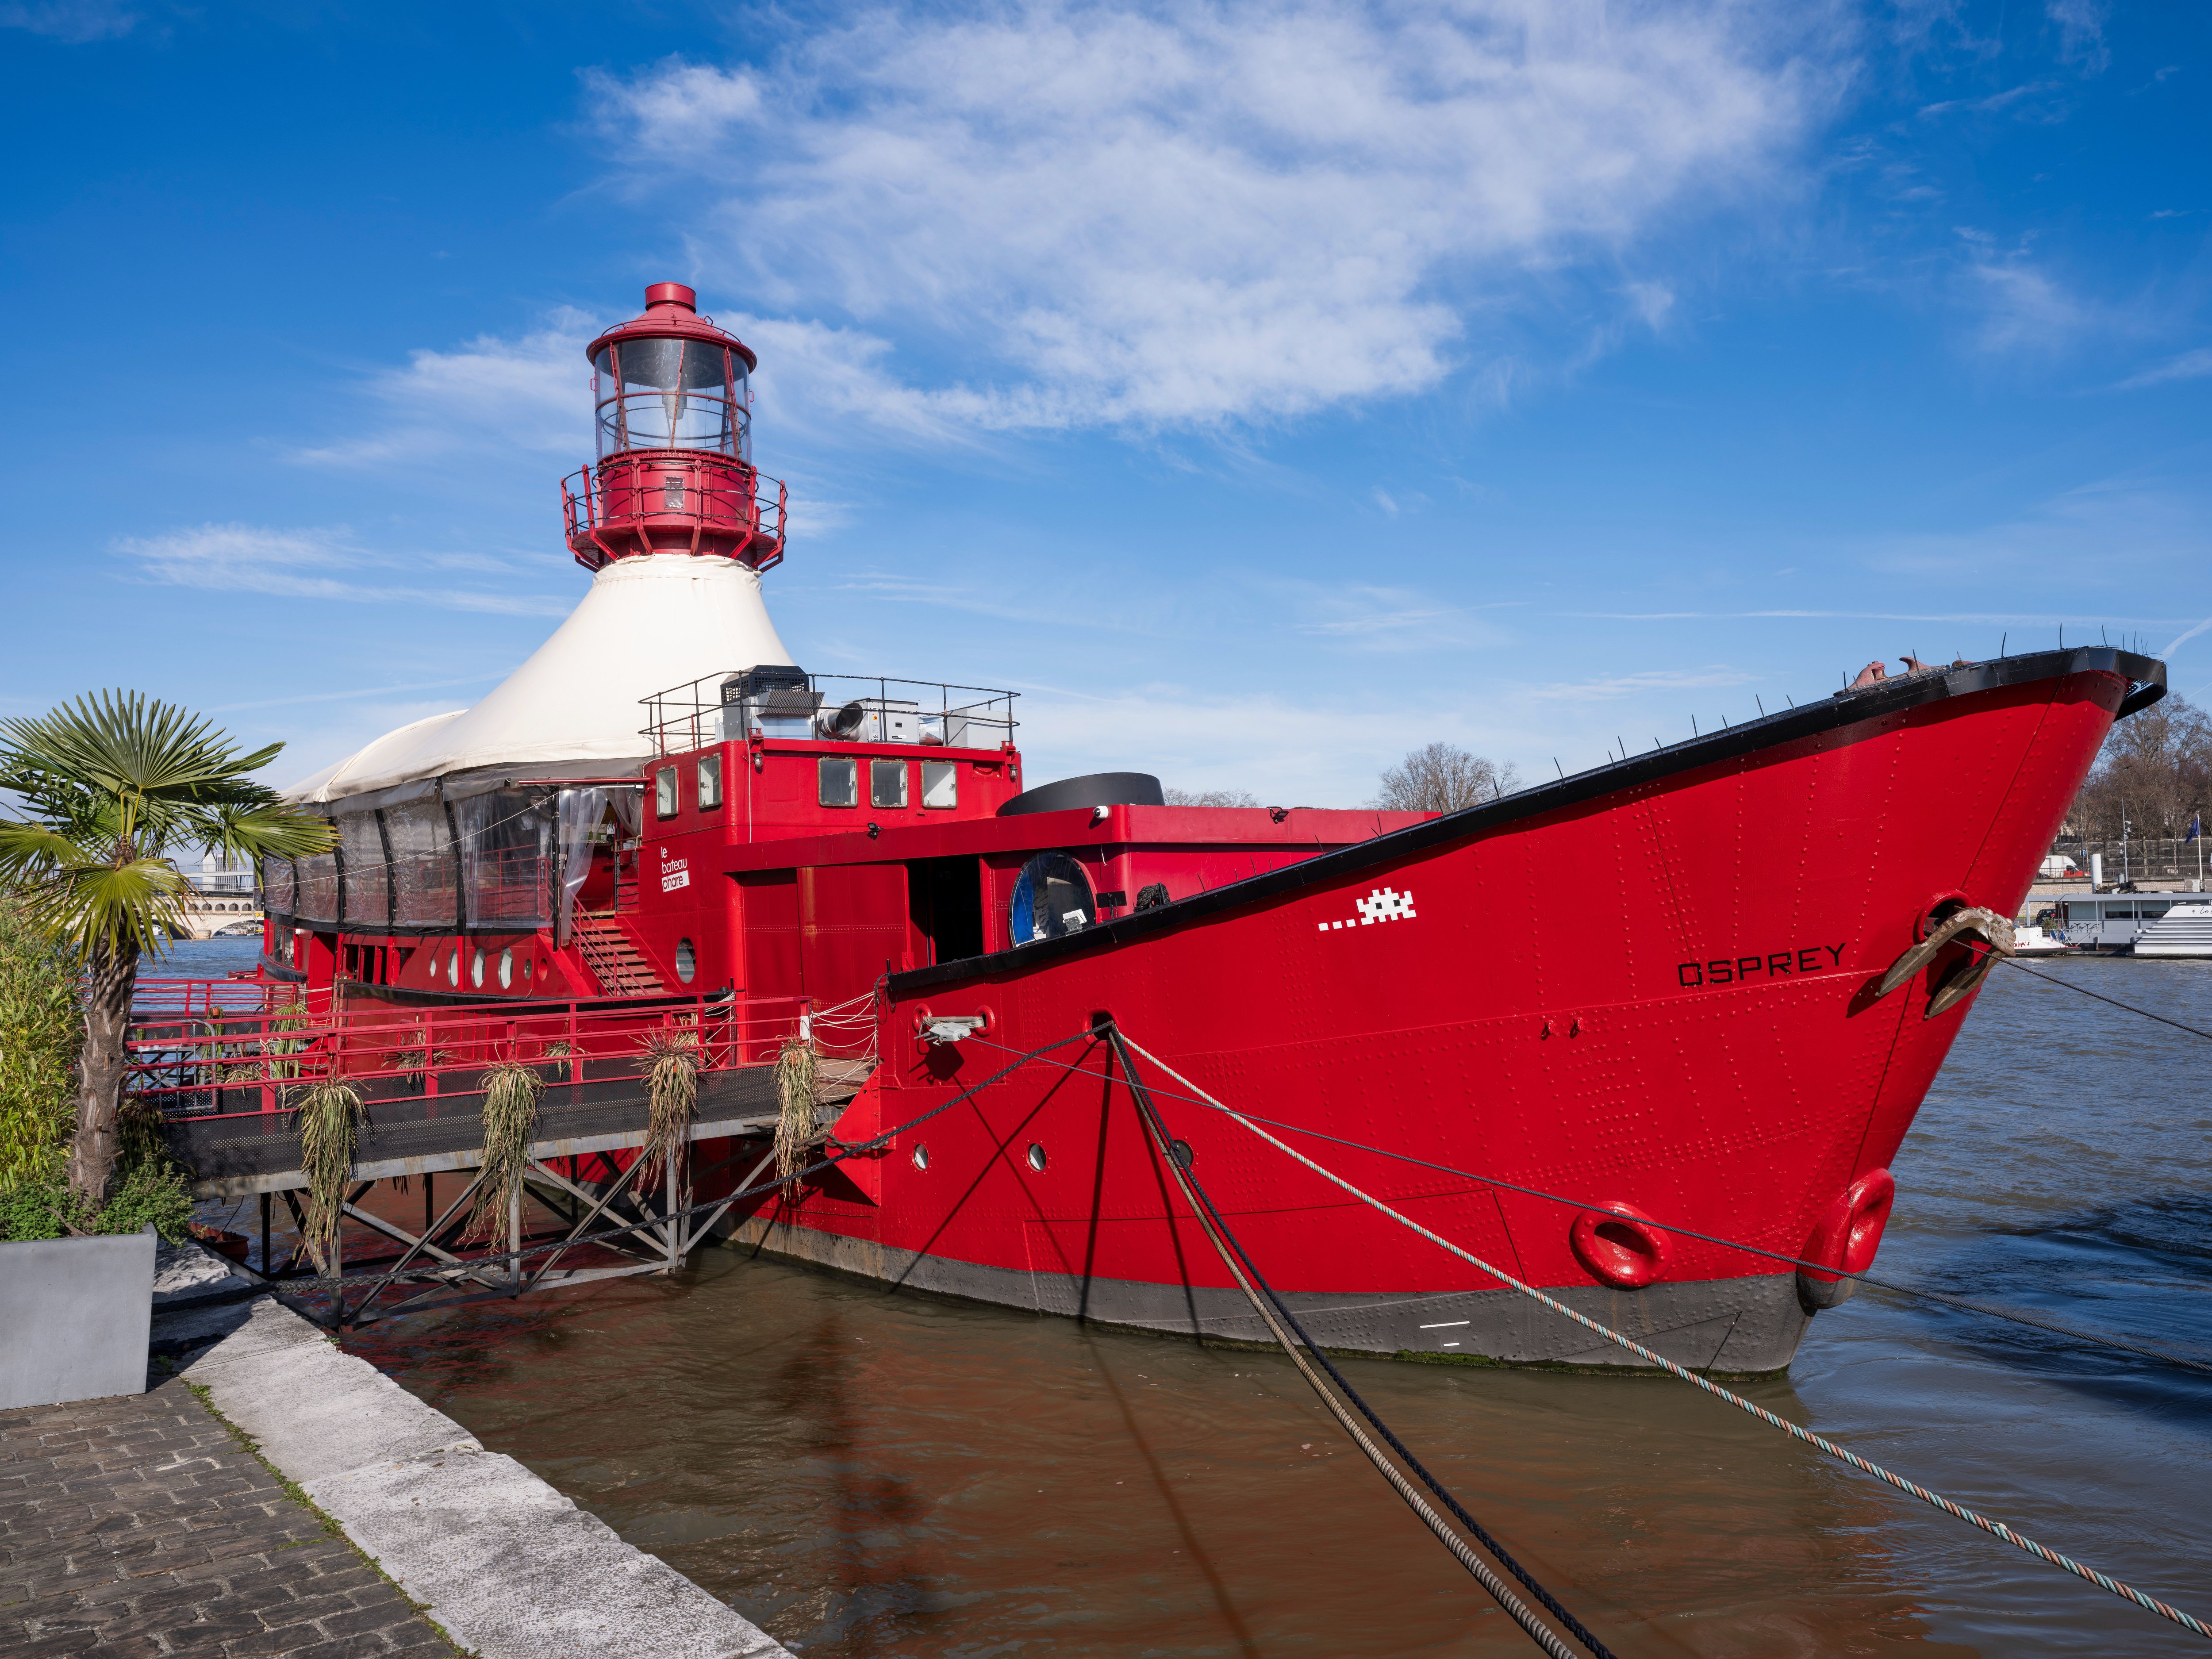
[243,284,2168,1372]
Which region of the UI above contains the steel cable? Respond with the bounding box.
[1113,1033,2212,1643]
[1108,1030,1615,1658]
[1993,953,2212,1042]
[965,1034,2212,1376]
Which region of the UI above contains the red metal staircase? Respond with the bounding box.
[573,912,666,997]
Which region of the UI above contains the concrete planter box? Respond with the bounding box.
[0,1225,156,1410]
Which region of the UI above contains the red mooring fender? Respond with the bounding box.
[1570,1201,1671,1289]
[1799,1167,1897,1285]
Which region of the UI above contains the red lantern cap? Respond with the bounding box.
[587,282,757,371]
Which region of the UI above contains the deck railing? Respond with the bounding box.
[642,669,1019,758]
[126,980,811,1123]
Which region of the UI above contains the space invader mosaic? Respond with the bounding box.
[1316,886,1417,933]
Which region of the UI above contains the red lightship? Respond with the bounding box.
[247,284,2164,1371]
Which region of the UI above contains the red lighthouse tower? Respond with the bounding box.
[561,283,787,572]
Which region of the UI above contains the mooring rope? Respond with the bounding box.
[1106,1031,1606,1659]
[1110,1032,2212,1643]
[1994,953,2212,1043]
[965,1034,2212,1376]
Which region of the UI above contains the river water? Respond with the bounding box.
[182,944,2212,1655]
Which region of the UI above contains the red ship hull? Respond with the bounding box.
[728,650,2153,1371]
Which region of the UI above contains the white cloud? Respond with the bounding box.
[1014,679,1525,805]
[2116,347,2212,390]
[1525,665,1755,701]
[297,311,595,469]
[114,523,572,616]
[0,0,141,40]
[1856,477,2212,588]
[2046,0,2109,73]
[588,0,1834,435]
[1961,252,2085,353]
[1284,581,1512,652]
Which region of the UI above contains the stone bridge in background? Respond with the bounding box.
[174,891,262,941]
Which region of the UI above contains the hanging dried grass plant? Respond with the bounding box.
[293,1078,362,1275]
[263,995,309,1084]
[461,1062,544,1244]
[637,1029,698,1198]
[773,1033,819,1188]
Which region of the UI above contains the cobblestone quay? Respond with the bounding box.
[0,1375,459,1657]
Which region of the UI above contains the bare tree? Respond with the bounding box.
[1372,742,1520,812]
[2068,693,2212,840]
[1163,787,1260,807]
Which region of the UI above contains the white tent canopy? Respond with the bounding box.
[288,555,795,806]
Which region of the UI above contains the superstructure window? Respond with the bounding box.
[655,765,679,818]
[818,757,858,807]
[697,753,723,810]
[1010,852,1096,944]
[871,759,909,809]
[921,760,958,810]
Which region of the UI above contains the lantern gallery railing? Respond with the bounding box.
[561,458,787,571]
[642,670,1021,758]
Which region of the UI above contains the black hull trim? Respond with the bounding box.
[895,645,2161,994]
[726,1213,1812,1375]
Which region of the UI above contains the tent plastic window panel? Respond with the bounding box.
[819,757,858,808]
[259,855,296,918]
[294,845,341,926]
[336,814,390,929]
[384,800,459,928]
[871,759,909,810]
[697,753,723,810]
[655,766,679,819]
[921,760,958,810]
[453,791,556,930]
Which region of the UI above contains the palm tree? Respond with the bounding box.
[0,691,332,1205]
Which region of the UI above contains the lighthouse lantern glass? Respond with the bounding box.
[593,339,750,461]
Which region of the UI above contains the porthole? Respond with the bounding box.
[697,753,724,810]
[1026,1143,1048,1172]
[498,947,514,990]
[655,764,679,818]
[447,949,459,987]
[675,938,697,983]
[1009,852,1097,945]
[921,760,958,809]
[470,948,486,988]
[912,1144,930,1171]
[1169,1139,1194,1169]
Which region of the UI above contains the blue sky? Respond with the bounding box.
[2,0,2207,806]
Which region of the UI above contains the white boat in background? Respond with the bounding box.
[2011,922,2069,956]
[2041,892,2212,954]
[2132,902,2212,959]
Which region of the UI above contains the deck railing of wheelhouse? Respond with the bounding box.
[640,669,1020,759]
